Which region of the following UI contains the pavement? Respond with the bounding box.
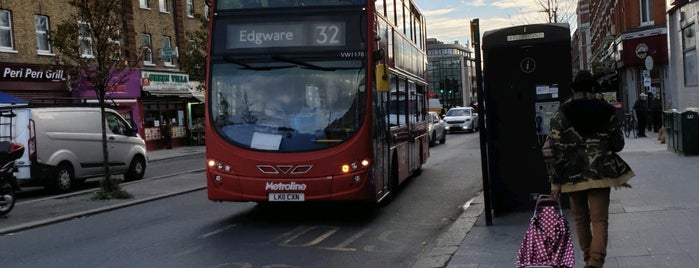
[0,146,206,235]
[3,131,699,268]
[414,130,699,268]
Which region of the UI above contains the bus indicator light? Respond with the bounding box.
[341,164,350,173]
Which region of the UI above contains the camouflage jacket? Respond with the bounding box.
[548,98,635,193]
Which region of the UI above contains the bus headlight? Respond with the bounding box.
[208,159,231,173]
[341,158,370,173]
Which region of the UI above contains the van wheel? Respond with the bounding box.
[50,163,75,193]
[125,155,146,181]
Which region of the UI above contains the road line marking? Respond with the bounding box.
[199,224,236,238]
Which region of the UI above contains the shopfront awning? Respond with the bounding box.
[145,90,194,98]
[0,91,28,107]
[145,90,205,103]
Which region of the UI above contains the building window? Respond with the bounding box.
[159,0,169,13]
[640,0,653,26]
[35,15,51,54]
[140,0,149,9]
[142,34,153,65]
[204,3,210,20]
[683,24,697,86]
[187,0,194,17]
[0,10,14,51]
[79,22,93,57]
[162,36,174,66]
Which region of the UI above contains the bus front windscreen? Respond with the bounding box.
[210,59,366,152]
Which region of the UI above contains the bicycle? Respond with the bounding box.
[623,112,638,138]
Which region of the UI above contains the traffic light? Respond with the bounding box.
[440,89,444,93]
[448,90,453,94]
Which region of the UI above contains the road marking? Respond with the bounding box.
[199,224,236,238]
[278,225,339,247]
[318,228,370,251]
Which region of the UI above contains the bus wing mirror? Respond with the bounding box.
[376,63,389,92]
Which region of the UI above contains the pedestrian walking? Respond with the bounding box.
[161,118,172,149]
[633,93,649,137]
[648,93,662,132]
[547,70,636,268]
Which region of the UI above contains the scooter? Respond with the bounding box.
[0,141,24,216]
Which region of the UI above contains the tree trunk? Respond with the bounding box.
[99,92,112,193]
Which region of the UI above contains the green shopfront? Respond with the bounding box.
[141,71,200,150]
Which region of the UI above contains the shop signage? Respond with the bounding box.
[1,64,66,82]
[141,71,189,91]
[635,43,648,59]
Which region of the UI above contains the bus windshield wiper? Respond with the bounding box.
[223,56,295,71]
[271,56,359,71]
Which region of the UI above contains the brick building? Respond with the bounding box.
[0,0,209,150]
[582,0,667,113]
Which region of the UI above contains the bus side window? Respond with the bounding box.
[242,0,261,8]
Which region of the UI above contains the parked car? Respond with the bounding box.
[1,107,147,193]
[427,111,446,146]
[444,107,479,133]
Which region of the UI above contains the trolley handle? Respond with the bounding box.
[533,194,563,216]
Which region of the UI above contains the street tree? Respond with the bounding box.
[50,0,140,198]
[178,12,209,86]
[534,0,576,25]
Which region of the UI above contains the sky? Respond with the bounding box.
[412,0,578,47]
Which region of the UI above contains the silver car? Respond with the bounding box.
[444,107,479,133]
[427,111,446,146]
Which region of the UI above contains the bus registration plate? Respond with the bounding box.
[269,193,305,201]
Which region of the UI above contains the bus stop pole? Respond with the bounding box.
[471,19,493,226]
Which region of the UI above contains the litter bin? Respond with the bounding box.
[678,108,699,155]
[664,110,675,152]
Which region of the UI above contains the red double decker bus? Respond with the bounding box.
[205,0,429,206]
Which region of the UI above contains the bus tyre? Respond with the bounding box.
[50,162,75,193]
[125,155,146,181]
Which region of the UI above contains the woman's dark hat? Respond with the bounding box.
[570,70,600,92]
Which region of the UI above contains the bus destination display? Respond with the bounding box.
[227,22,346,49]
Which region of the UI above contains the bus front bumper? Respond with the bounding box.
[206,170,374,202]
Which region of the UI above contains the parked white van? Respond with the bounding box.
[0,107,147,193]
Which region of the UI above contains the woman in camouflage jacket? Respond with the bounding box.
[548,70,635,268]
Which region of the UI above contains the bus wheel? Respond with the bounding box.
[388,154,399,199]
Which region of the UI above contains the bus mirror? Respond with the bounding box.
[376,63,389,92]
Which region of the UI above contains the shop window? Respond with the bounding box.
[162,36,174,66]
[640,0,653,26]
[159,0,169,13]
[683,24,697,87]
[0,10,14,51]
[187,0,195,17]
[142,34,153,65]
[79,21,93,57]
[35,15,51,54]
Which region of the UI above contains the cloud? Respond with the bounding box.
[420,0,578,45]
[464,0,486,7]
[423,8,456,17]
